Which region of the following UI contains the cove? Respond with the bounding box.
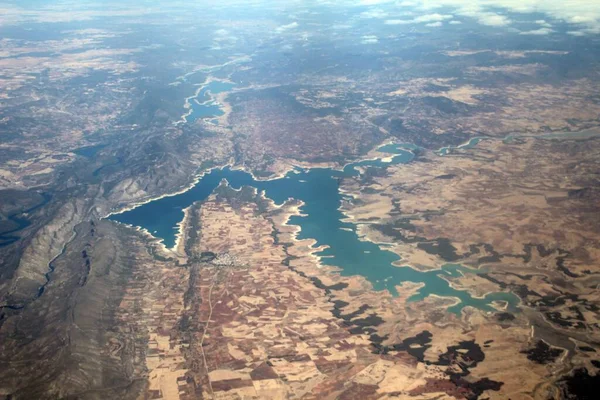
[185,80,235,123]
[109,149,519,314]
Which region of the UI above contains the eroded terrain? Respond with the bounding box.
[4,178,596,399]
[341,135,600,395]
[1,1,600,399]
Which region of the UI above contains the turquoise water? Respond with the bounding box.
[185,80,235,123]
[110,148,519,313]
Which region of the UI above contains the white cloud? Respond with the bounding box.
[360,8,388,19]
[331,24,352,30]
[361,34,379,44]
[384,19,412,25]
[414,13,453,23]
[383,0,600,34]
[276,22,299,33]
[520,27,553,35]
[384,13,452,26]
[358,0,394,5]
[520,28,552,35]
[475,13,511,26]
[214,36,234,42]
[569,15,596,24]
[449,20,462,24]
[535,19,552,27]
[426,22,443,27]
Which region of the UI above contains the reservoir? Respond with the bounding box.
[110,146,520,313]
[185,80,235,123]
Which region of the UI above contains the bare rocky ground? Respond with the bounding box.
[1,2,600,399]
[3,181,596,399]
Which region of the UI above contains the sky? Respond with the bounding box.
[348,0,600,36]
[1,0,599,37]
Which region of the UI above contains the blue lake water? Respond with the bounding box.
[185,80,235,123]
[110,146,519,313]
